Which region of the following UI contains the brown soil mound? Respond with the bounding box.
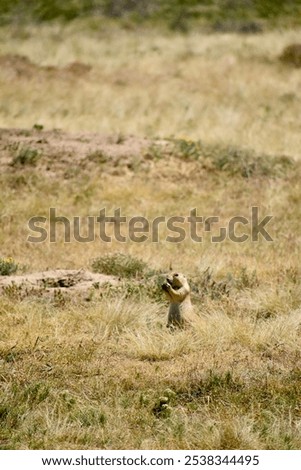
[0,127,201,182]
[0,269,118,293]
[0,53,92,80]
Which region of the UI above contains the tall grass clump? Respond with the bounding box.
[92,253,148,278]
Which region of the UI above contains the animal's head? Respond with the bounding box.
[166,272,189,289]
[162,272,190,301]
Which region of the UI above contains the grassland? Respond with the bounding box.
[0,19,301,449]
[0,22,301,155]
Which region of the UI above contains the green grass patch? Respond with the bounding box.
[92,252,148,278]
[0,257,18,276]
[0,0,301,29]
[11,146,41,167]
[152,139,295,178]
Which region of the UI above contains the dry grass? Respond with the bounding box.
[1,294,301,449]
[0,21,301,449]
[0,22,301,155]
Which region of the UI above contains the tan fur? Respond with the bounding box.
[162,272,196,328]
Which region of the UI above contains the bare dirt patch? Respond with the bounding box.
[0,127,208,183]
[0,270,118,300]
[0,127,155,178]
[0,269,117,290]
[0,54,92,80]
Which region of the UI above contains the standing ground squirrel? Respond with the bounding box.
[162,272,196,328]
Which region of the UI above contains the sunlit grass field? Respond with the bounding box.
[0,22,301,155]
[0,20,301,449]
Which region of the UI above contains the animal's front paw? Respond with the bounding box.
[162,282,171,292]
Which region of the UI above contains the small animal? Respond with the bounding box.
[162,272,196,328]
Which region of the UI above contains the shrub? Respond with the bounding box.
[279,44,301,68]
[11,147,40,167]
[173,138,203,160]
[92,252,148,278]
[0,257,18,276]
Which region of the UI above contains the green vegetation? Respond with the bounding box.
[0,257,18,275]
[279,43,301,67]
[0,0,301,29]
[0,1,301,450]
[0,124,301,447]
[2,282,301,448]
[11,146,40,167]
[92,253,148,278]
[150,139,295,178]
